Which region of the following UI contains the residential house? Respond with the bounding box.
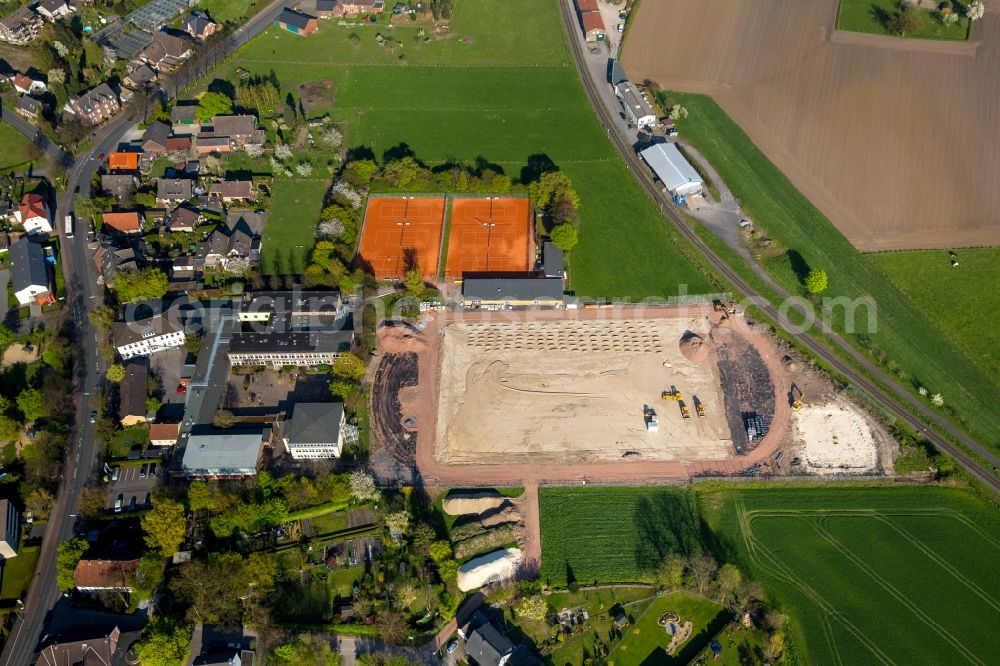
[166,135,192,153]
[283,403,345,459]
[183,11,219,40]
[149,422,179,447]
[209,180,254,203]
[276,8,317,36]
[37,627,121,666]
[314,0,338,18]
[93,245,139,286]
[326,0,385,17]
[101,211,144,235]
[167,205,200,232]
[157,178,193,205]
[192,649,254,666]
[171,104,199,134]
[108,151,140,172]
[172,255,196,278]
[16,193,51,234]
[9,236,51,305]
[123,63,157,89]
[195,136,231,154]
[199,115,264,151]
[460,611,541,666]
[101,174,139,200]
[141,120,171,154]
[0,499,19,559]
[113,311,186,359]
[181,429,269,479]
[579,9,605,42]
[197,211,262,271]
[34,0,74,21]
[14,95,42,120]
[139,28,192,71]
[119,356,150,426]
[0,6,44,45]
[73,558,139,591]
[12,72,45,95]
[65,83,120,126]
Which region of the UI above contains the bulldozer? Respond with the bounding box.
[693,397,706,418]
[678,400,691,419]
[790,384,805,411]
[662,385,684,401]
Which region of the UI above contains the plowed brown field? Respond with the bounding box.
[622,0,1000,251]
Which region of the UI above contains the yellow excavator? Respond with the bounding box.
[790,384,805,411]
[662,385,684,401]
[678,400,691,419]
[693,397,706,418]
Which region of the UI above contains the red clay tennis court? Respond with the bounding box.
[357,196,446,280]
[445,197,533,278]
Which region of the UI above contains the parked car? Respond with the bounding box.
[139,464,147,478]
[110,467,119,481]
[89,411,97,423]
[148,463,157,477]
[447,640,459,654]
[176,384,187,394]
[114,494,123,512]
[128,496,137,511]
[666,127,678,137]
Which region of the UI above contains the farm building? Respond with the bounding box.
[462,277,564,307]
[639,142,703,197]
[276,8,317,35]
[615,82,656,128]
[580,10,605,42]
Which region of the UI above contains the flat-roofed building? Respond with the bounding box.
[182,429,268,478]
[638,142,704,197]
[462,278,564,308]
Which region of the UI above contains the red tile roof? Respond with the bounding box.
[101,211,142,234]
[73,559,138,589]
[19,193,47,220]
[148,422,179,443]
[581,11,605,33]
[108,152,139,171]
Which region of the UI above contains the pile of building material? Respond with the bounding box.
[442,491,507,516]
[457,548,524,592]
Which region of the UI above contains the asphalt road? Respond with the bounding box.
[554,0,1000,492]
[0,2,295,664]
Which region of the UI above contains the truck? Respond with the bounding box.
[64,214,74,238]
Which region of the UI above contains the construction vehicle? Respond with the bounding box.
[693,397,706,418]
[661,385,684,401]
[790,384,805,411]
[678,400,691,420]
[713,299,737,315]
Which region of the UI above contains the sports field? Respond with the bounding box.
[705,486,1000,665]
[444,197,532,277]
[357,196,446,280]
[212,0,713,299]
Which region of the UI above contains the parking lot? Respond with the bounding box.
[106,463,160,513]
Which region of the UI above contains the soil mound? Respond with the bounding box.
[442,491,507,516]
[456,548,523,591]
[378,324,427,354]
[679,332,711,363]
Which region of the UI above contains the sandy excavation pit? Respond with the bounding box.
[793,402,879,474]
[435,318,733,463]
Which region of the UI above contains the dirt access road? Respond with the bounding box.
[623,0,1000,251]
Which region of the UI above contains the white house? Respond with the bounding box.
[615,82,656,129]
[34,0,74,21]
[639,142,704,197]
[9,237,50,306]
[283,403,346,459]
[15,193,51,234]
[112,313,186,359]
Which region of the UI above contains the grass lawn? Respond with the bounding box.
[0,124,37,172]
[1,544,39,600]
[836,0,971,40]
[201,0,711,297]
[328,565,365,598]
[611,592,730,666]
[307,510,348,535]
[701,486,1000,665]
[539,487,703,587]
[261,178,330,275]
[194,0,261,24]
[669,92,1000,454]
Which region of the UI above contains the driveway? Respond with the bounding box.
[105,463,160,513]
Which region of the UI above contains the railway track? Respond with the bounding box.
[554,0,1000,495]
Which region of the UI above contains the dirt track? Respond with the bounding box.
[622,0,1000,251]
[385,306,790,487]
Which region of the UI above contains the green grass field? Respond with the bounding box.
[207,0,712,297]
[669,92,1000,453]
[702,486,1000,665]
[0,124,38,172]
[539,487,703,587]
[836,0,971,41]
[194,0,260,24]
[0,544,38,600]
[261,178,330,275]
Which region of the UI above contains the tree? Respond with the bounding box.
[350,471,380,503]
[87,305,116,331]
[79,485,109,519]
[687,553,718,595]
[764,630,786,661]
[358,655,422,666]
[141,499,187,556]
[332,352,366,382]
[197,91,233,122]
[0,325,15,350]
[550,223,578,252]
[656,554,686,591]
[184,332,203,354]
[213,409,236,428]
[714,563,743,607]
[17,388,48,421]
[24,485,55,521]
[429,540,452,563]
[887,6,919,36]
[374,611,407,644]
[114,267,170,302]
[528,170,579,211]
[437,558,459,583]
[329,378,357,400]
[105,364,126,383]
[403,267,425,296]
[968,1,985,21]
[515,595,549,622]
[270,635,341,666]
[135,617,190,666]
[384,511,409,535]
[146,396,162,413]
[187,480,213,512]
[56,538,88,590]
[0,416,21,444]
[804,268,828,295]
